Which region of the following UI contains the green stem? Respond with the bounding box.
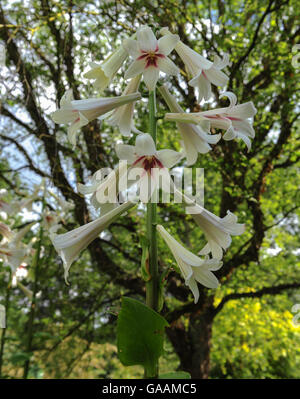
[144,89,159,379]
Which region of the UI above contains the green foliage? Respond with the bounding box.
[117,297,168,373]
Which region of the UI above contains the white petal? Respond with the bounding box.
[60,90,73,108]
[175,42,213,73]
[157,56,179,76]
[51,109,77,124]
[158,84,183,113]
[157,34,179,55]
[115,144,136,164]
[236,133,252,152]
[125,59,146,80]
[213,53,230,69]
[143,67,160,91]
[228,102,257,119]
[209,240,224,260]
[232,120,255,138]
[204,66,229,87]
[135,133,156,156]
[223,126,237,140]
[68,113,89,145]
[199,242,211,256]
[101,46,128,79]
[72,93,140,114]
[220,91,237,107]
[203,259,223,271]
[156,149,182,168]
[123,38,140,58]
[156,224,202,266]
[189,73,212,102]
[192,268,220,289]
[186,277,200,303]
[137,26,157,52]
[84,62,103,79]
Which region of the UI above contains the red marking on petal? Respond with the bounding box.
[202,70,208,79]
[133,155,145,166]
[227,116,241,121]
[137,53,148,60]
[205,115,223,120]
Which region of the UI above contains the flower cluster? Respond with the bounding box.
[50,25,256,302]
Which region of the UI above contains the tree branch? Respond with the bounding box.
[212,282,300,317]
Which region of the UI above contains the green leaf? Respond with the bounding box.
[117,297,169,369]
[159,371,191,379]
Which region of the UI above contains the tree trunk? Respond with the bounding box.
[167,309,213,379]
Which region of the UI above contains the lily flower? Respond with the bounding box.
[51,90,141,145]
[165,92,257,151]
[115,133,183,202]
[0,221,36,273]
[43,210,59,230]
[160,27,229,101]
[157,224,222,303]
[179,192,245,259]
[50,201,135,284]
[0,246,27,272]
[124,25,180,91]
[107,75,142,136]
[0,184,42,217]
[159,85,221,165]
[78,161,129,213]
[84,43,129,92]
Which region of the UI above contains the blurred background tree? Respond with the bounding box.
[0,0,299,379]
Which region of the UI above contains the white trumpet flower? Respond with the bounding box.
[165,92,257,151]
[51,90,141,145]
[0,184,42,217]
[157,224,222,303]
[159,85,221,165]
[78,161,129,213]
[0,246,27,273]
[43,211,59,230]
[115,133,182,202]
[0,222,36,275]
[84,43,128,92]
[124,25,180,91]
[160,27,229,102]
[107,75,142,136]
[50,201,135,284]
[180,192,245,259]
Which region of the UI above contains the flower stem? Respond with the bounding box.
[145,89,159,379]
